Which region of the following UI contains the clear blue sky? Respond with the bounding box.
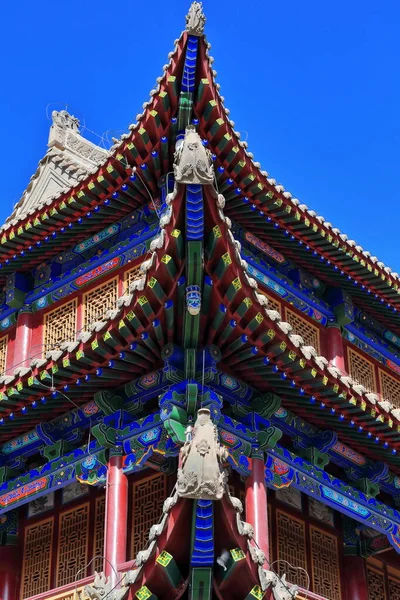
[1,1,399,269]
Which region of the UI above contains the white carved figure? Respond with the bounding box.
[258,568,299,600]
[186,2,206,36]
[177,407,228,499]
[173,125,214,185]
[51,109,80,132]
[83,571,128,600]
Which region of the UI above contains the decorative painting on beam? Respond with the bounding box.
[245,262,328,326]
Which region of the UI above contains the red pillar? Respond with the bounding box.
[245,457,269,561]
[104,453,128,587]
[325,323,345,373]
[0,545,20,600]
[13,309,33,369]
[343,555,369,600]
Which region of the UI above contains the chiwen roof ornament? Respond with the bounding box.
[185,1,206,36]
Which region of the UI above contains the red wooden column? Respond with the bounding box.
[0,545,20,600]
[325,322,345,373]
[13,308,33,369]
[343,556,369,600]
[104,451,128,587]
[245,456,269,561]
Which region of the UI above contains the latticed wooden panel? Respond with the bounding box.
[124,263,143,290]
[380,369,400,410]
[56,503,89,587]
[21,517,54,599]
[310,526,341,600]
[276,510,308,589]
[131,473,167,558]
[285,308,321,354]
[44,299,77,351]
[347,347,376,392]
[0,335,7,375]
[259,290,281,314]
[83,278,118,329]
[389,577,400,599]
[367,567,387,600]
[93,496,106,573]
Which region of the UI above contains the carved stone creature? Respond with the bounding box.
[83,571,128,600]
[186,2,206,36]
[51,109,80,132]
[258,568,299,600]
[177,407,228,500]
[173,125,214,185]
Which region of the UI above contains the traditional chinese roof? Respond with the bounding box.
[4,110,107,227]
[0,6,399,334]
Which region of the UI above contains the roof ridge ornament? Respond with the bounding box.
[51,109,80,133]
[186,1,206,36]
[173,125,214,185]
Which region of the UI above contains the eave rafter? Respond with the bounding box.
[0,190,185,440]
[0,34,189,279]
[199,185,400,471]
[192,37,400,332]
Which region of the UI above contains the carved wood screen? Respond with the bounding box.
[367,566,388,599]
[131,473,167,558]
[310,526,341,599]
[0,334,7,375]
[44,298,77,352]
[389,577,400,600]
[285,308,321,354]
[21,517,54,599]
[276,510,308,589]
[380,369,400,410]
[56,503,90,587]
[124,263,144,291]
[93,496,106,573]
[83,277,118,329]
[347,347,376,393]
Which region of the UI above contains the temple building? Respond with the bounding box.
[1,3,400,599]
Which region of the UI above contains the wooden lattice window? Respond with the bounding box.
[310,526,341,600]
[379,369,400,410]
[347,347,376,393]
[56,503,89,587]
[0,335,7,375]
[93,496,106,573]
[83,277,118,329]
[285,308,321,354]
[276,510,308,589]
[367,566,387,600]
[21,517,54,599]
[44,298,77,351]
[389,576,400,600]
[259,290,281,314]
[124,263,143,291]
[131,473,167,558]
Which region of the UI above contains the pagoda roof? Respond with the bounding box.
[0,6,398,332]
[0,169,400,474]
[4,110,108,228]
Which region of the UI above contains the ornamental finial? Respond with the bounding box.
[186,2,206,36]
